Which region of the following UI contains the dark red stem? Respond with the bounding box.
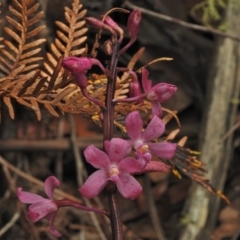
[103,35,123,240]
[57,199,109,217]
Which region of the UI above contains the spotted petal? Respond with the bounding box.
[108,138,129,163]
[140,160,170,173]
[79,170,108,198]
[103,140,110,155]
[149,142,177,159]
[151,100,162,117]
[141,68,152,92]
[84,145,110,169]
[118,157,144,173]
[117,172,142,199]
[142,115,165,142]
[125,111,143,141]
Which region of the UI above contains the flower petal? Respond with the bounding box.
[108,138,129,163]
[27,200,58,222]
[151,101,162,117]
[125,111,143,141]
[74,72,88,88]
[84,145,110,169]
[105,139,133,159]
[153,83,177,102]
[17,188,45,204]
[44,176,60,200]
[79,170,108,198]
[140,160,170,173]
[148,142,177,159]
[126,140,133,155]
[141,68,152,92]
[117,173,142,200]
[118,157,145,173]
[104,140,110,155]
[46,212,61,237]
[141,115,165,142]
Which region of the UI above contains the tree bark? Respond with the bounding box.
[180,2,240,240]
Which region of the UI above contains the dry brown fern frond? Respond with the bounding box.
[42,0,87,78]
[0,0,90,120]
[0,0,45,77]
[0,57,107,120]
[0,0,46,119]
[0,1,169,123]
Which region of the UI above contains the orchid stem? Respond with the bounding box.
[103,34,123,240]
[57,199,109,217]
[81,88,106,110]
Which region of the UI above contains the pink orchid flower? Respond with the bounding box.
[79,138,143,200]
[17,176,61,237]
[62,57,105,107]
[141,68,177,116]
[125,111,177,165]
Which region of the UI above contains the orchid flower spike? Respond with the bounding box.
[17,176,62,237]
[17,176,110,237]
[141,68,177,117]
[79,138,143,200]
[125,111,177,166]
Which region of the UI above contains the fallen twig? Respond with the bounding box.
[123,1,240,42]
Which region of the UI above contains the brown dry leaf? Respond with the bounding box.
[3,97,14,119]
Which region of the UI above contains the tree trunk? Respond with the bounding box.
[180,2,240,240]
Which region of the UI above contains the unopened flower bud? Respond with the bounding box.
[104,16,118,29]
[128,70,143,102]
[104,16,124,41]
[62,57,92,73]
[127,9,142,38]
[147,83,177,102]
[129,82,142,99]
[62,57,106,74]
[86,17,105,28]
[86,17,115,35]
[117,10,142,55]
